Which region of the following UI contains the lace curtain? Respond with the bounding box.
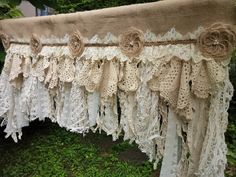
[0,1,235,176]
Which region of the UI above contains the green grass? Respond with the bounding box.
[0,120,155,177]
[0,119,235,177]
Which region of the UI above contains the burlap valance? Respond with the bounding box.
[0,0,236,177]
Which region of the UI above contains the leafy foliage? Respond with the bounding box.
[1,0,159,15]
[0,1,23,20]
[0,0,58,20]
[1,0,58,9]
[54,0,158,14]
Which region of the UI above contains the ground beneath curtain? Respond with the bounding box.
[0,119,235,177]
[0,120,160,177]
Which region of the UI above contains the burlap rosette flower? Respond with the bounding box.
[30,34,42,55]
[0,33,10,50]
[119,27,144,58]
[68,30,84,57]
[197,23,236,60]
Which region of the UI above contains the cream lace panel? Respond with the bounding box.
[0,24,234,177]
[118,61,139,92]
[197,76,233,177]
[135,62,167,167]
[56,60,90,133]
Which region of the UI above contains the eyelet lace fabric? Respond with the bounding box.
[0,24,234,177]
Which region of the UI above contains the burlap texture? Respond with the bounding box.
[0,0,235,40]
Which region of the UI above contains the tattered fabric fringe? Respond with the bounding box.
[0,27,233,177]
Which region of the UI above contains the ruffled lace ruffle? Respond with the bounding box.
[0,25,234,177]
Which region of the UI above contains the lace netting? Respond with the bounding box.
[32,56,50,82]
[191,61,212,98]
[9,54,23,88]
[147,58,171,91]
[44,57,58,89]
[96,99,120,141]
[0,72,11,118]
[206,60,226,84]
[99,60,119,101]
[197,76,233,177]
[87,91,100,128]
[58,57,75,82]
[77,60,103,92]
[118,61,139,92]
[118,91,136,142]
[68,60,90,133]
[135,62,165,165]
[28,76,53,121]
[2,52,13,74]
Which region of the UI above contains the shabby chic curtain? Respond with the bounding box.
[0,0,235,176]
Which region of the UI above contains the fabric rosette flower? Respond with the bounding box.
[30,34,42,55]
[0,33,11,50]
[197,23,236,60]
[68,30,85,57]
[119,27,144,58]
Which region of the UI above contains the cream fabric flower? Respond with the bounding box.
[68,30,84,57]
[197,23,236,60]
[0,33,10,50]
[30,34,42,55]
[119,27,144,58]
